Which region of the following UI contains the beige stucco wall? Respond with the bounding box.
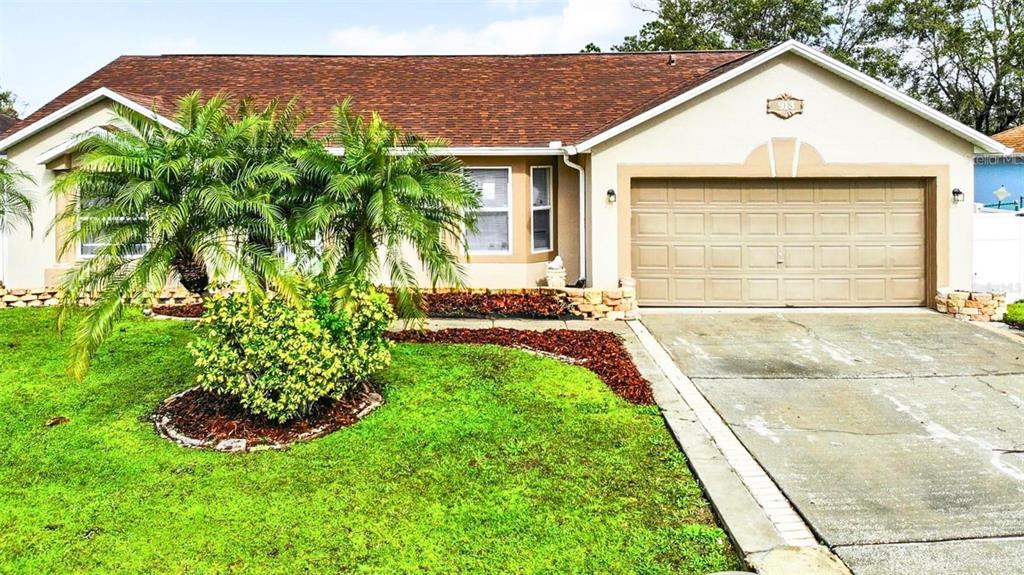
[2,102,118,288]
[2,110,572,290]
[586,53,978,290]
[376,154,575,290]
[400,155,568,289]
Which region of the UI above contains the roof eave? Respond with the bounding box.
[326,146,567,156]
[0,87,181,153]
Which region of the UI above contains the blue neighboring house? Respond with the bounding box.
[976,124,1024,210]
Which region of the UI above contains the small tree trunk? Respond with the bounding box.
[172,253,210,295]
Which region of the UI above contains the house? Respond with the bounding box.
[0,41,1010,308]
[975,124,1024,211]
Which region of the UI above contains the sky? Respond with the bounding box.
[0,0,655,116]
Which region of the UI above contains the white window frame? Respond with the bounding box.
[77,224,148,260]
[530,166,554,254]
[76,199,147,260]
[464,166,514,255]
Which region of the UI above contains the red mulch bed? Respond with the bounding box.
[151,303,205,318]
[151,291,578,320]
[389,328,654,405]
[410,291,578,320]
[154,385,380,446]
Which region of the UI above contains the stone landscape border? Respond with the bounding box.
[0,284,199,309]
[934,289,1007,322]
[153,386,384,452]
[0,281,640,320]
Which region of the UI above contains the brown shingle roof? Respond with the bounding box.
[2,51,756,148]
[993,124,1024,153]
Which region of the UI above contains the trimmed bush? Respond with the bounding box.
[189,287,394,422]
[1005,301,1024,329]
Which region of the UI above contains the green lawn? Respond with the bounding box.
[0,308,739,574]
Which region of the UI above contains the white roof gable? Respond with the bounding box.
[574,40,1011,155]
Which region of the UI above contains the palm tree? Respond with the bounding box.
[53,92,302,379]
[0,156,35,236]
[289,99,481,317]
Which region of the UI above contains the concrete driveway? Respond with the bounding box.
[642,310,1024,575]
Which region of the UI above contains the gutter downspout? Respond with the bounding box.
[561,146,586,286]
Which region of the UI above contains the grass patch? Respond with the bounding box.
[0,308,739,574]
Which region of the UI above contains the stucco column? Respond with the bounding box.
[587,155,621,288]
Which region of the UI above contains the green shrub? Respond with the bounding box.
[1006,301,1024,329]
[189,286,394,422]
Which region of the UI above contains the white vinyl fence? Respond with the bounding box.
[973,207,1024,301]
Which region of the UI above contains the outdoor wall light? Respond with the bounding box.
[952,188,964,204]
[607,189,617,203]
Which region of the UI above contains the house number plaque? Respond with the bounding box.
[767,94,804,119]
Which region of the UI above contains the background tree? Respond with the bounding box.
[608,0,868,55]
[53,92,301,379]
[861,0,1024,133]
[0,84,20,118]
[593,0,1024,134]
[289,99,481,318]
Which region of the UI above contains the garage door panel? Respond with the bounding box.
[853,182,886,202]
[890,245,924,269]
[854,212,887,235]
[634,212,669,236]
[783,278,816,301]
[854,245,887,269]
[784,213,815,235]
[890,183,924,203]
[711,213,742,235]
[709,246,742,269]
[747,279,780,303]
[820,245,852,269]
[634,244,669,269]
[818,213,851,235]
[709,279,743,303]
[747,213,779,235]
[853,278,887,301]
[633,184,668,205]
[710,182,743,203]
[671,184,705,203]
[819,278,852,302]
[747,184,779,203]
[817,180,853,203]
[637,277,670,303]
[890,277,925,301]
[631,177,926,307]
[784,246,815,269]
[748,246,780,269]
[782,183,815,203]
[673,246,705,269]
[673,278,706,303]
[890,212,924,235]
[673,213,704,235]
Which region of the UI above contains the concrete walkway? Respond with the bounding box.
[642,309,1024,575]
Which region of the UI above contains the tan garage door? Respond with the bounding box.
[631,178,926,306]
